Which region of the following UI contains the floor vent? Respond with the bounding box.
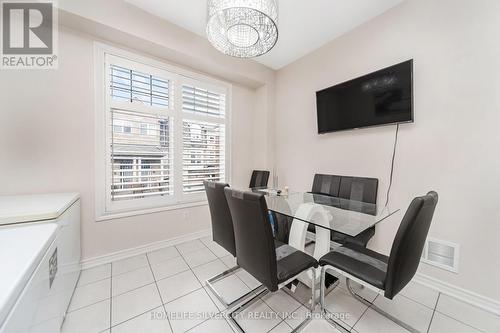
[421,238,459,273]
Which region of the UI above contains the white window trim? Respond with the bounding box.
[94,42,232,221]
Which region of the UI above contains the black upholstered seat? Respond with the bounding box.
[224,188,318,292]
[320,191,438,300]
[310,174,379,247]
[249,170,270,188]
[319,243,388,289]
[275,240,318,284]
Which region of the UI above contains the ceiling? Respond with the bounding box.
[125,0,405,70]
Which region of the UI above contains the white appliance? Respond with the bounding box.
[0,193,81,333]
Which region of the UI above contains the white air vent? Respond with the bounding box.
[421,238,459,273]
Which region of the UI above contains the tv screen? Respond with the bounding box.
[316,60,413,134]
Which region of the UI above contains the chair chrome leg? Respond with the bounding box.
[320,266,326,312]
[319,266,352,333]
[227,287,269,333]
[229,267,319,333]
[310,268,316,311]
[206,265,265,309]
[290,267,317,332]
[345,278,420,333]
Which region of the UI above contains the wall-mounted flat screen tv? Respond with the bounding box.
[316,60,413,134]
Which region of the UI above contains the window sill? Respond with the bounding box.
[95,200,208,222]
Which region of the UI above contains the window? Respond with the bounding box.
[181,83,226,194]
[182,120,225,193]
[110,64,169,107]
[96,47,230,217]
[110,109,173,202]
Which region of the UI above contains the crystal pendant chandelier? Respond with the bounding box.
[206,0,279,58]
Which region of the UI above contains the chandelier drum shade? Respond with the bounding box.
[206,0,278,58]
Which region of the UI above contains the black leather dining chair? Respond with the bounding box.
[319,191,439,333]
[203,181,262,308]
[224,188,318,333]
[249,170,270,188]
[310,174,379,247]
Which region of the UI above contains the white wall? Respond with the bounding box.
[274,0,500,300]
[0,25,270,259]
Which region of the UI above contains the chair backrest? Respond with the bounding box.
[204,181,236,257]
[224,188,278,291]
[384,191,439,299]
[312,174,378,204]
[311,174,341,197]
[249,170,270,188]
[339,177,378,204]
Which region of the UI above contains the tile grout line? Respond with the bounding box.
[109,262,113,331]
[67,297,110,315]
[433,307,488,333]
[338,278,440,313]
[75,275,110,288]
[283,319,295,331]
[260,293,303,327]
[145,252,175,333]
[72,261,180,311]
[265,318,288,333]
[207,239,309,332]
[175,240,233,333]
[426,292,440,333]
[69,244,264,331]
[199,239,257,294]
[349,293,375,332]
[274,301,306,332]
[430,292,489,333]
[178,240,222,310]
[109,305,170,329]
[397,290,438,312]
[187,238,278,333]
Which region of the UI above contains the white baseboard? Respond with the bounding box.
[414,273,500,316]
[81,229,211,270]
[306,231,500,315]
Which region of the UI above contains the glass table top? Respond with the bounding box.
[251,188,399,237]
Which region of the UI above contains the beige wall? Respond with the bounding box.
[0,24,270,259]
[274,0,500,299]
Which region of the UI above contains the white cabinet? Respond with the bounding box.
[0,194,81,333]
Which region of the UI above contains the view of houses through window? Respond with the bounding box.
[111,109,172,201]
[104,56,228,211]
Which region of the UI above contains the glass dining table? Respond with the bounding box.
[259,189,398,237]
[249,188,399,288]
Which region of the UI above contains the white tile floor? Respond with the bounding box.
[62,237,500,333]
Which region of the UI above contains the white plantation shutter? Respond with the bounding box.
[182,85,225,118]
[182,120,225,193]
[108,61,174,203]
[182,84,227,194]
[110,109,173,200]
[101,51,230,215]
[110,65,169,108]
